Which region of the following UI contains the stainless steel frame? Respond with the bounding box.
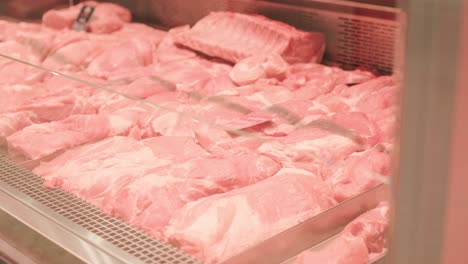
[389,0,467,263]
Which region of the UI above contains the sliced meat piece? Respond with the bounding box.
[338,76,395,102]
[33,137,173,207]
[343,204,390,254]
[105,153,279,238]
[294,203,389,264]
[258,125,362,164]
[355,84,399,113]
[284,63,375,90]
[104,175,216,238]
[175,12,325,64]
[6,110,141,160]
[43,38,106,70]
[112,23,167,46]
[229,54,289,86]
[0,41,47,85]
[327,111,382,147]
[220,111,272,131]
[165,168,336,263]
[154,26,197,63]
[16,94,96,122]
[245,85,295,106]
[0,84,45,113]
[368,106,398,144]
[142,136,209,161]
[0,111,37,146]
[326,147,391,202]
[112,76,174,99]
[87,37,155,78]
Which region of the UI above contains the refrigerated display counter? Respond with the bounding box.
[0,0,465,264]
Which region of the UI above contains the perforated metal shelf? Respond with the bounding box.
[0,154,200,264]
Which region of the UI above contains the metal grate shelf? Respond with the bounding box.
[0,155,200,264]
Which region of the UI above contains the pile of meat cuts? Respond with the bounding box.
[0,2,397,263]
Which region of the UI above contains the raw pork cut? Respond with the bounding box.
[154,26,198,63]
[0,41,47,85]
[87,37,155,78]
[165,168,336,263]
[104,153,279,238]
[294,204,389,263]
[42,1,131,33]
[42,37,107,70]
[229,54,289,85]
[325,147,391,202]
[257,116,371,164]
[284,63,376,91]
[34,136,211,207]
[16,94,95,122]
[0,111,37,145]
[175,12,325,64]
[7,109,141,159]
[104,76,174,100]
[343,204,389,254]
[0,84,45,113]
[112,23,167,46]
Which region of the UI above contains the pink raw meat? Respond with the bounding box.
[258,124,362,164]
[142,136,209,161]
[196,95,257,124]
[310,93,353,114]
[343,204,389,254]
[16,94,95,122]
[229,54,289,85]
[245,85,295,106]
[104,175,219,239]
[327,111,382,147]
[338,76,395,101]
[105,153,279,238]
[326,147,391,202]
[33,137,172,204]
[0,41,47,85]
[154,26,197,63]
[220,111,272,131]
[42,38,107,70]
[294,204,389,264]
[294,235,369,264]
[0,84,45,113]
[34,136,210,211]
[355,84,399,113]
[7,110,141,160]
[259,99,320,137]
[0,111,37,145]
[42,1,131,33]
[112,23,167,46]
[175,12,325,64]
[165,168,336,263]
[87,37,155,78]
[111,76,174,99]
[152,57,232,95]
[184,74,237,98]
[368,106,398,143]
[284,63,375,90]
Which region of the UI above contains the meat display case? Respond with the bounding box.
[0,0,466,264]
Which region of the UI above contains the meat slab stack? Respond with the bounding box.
[0,2,397,263]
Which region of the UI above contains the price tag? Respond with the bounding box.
[71,5,95,31]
